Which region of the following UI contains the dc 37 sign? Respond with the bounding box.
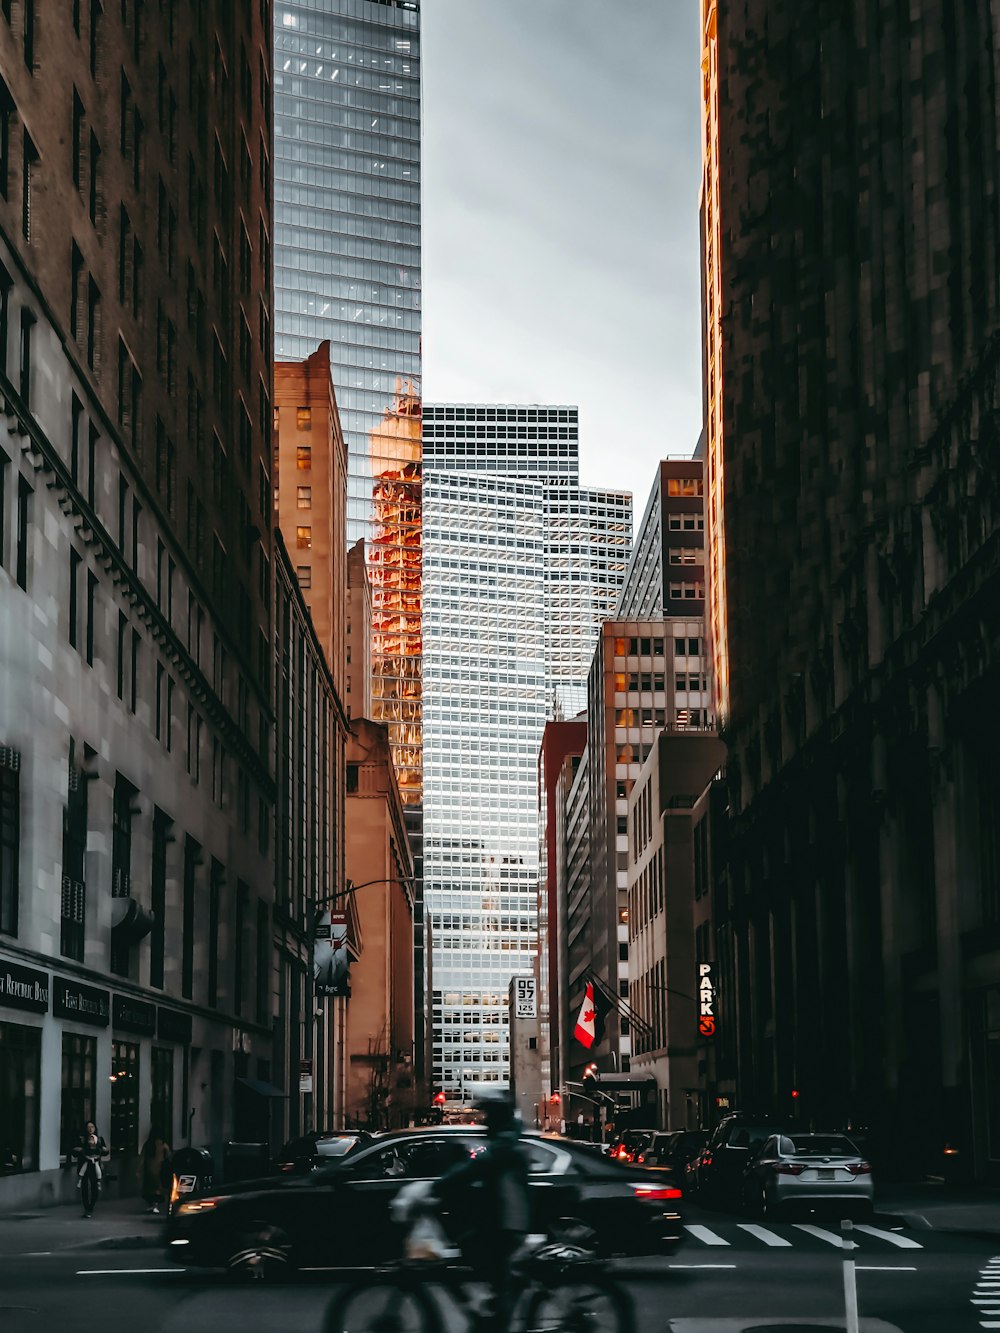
[698,962,716,1038]
[514,976,537,1019]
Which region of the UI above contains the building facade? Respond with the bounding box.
[272,532,347,1141]
[344,718,416,1129]
[627,730,724,1131]
[703,0,1000,1178]
[422,409,631,1100]
[0,2,276,1205]
[346,538,373,722]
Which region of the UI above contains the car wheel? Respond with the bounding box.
[227,1221,295,1282]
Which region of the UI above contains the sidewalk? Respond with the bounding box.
[878,1180,1000,1236]
[0,1196,166,1257]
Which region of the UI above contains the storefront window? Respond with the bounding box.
[110,1040,140,1154]
[0,1021,41,1174]
[150,1046,174,1142]
[61,1032,96,1161]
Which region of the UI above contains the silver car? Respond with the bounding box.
[743,1133,874,1219]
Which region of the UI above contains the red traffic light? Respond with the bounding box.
[433,1092,446,1104]
[791,1089,800,1099]
[550,1092,560,1104]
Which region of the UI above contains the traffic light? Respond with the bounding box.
[433,1091,446,1105]
[791,1089,800,1101]
[549,1092,560,1105]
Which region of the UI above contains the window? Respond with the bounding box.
[0,755,19,935]
[86,278,100,370]
[297,565,311,590]
[130,629,139,712]
[256,899,269,1025]
[150,808,170,989]
[72,89,85,189]
[88,131,100,225]
[208,859,223,1008]
[110,1040,140,1155]
[0,79,12,200]
[150,1046,173,1141]
[296,445,311,470]
[0,1023,41,1173]
[61,749,88,960]
[60,1032,95,1161]
[18,308,33,404]
[23,0,34,70]
[15,475,30,590]
[296,406,311,430]
[85,572,97,665]
[296,486,311,509]
[296,526,311,550]
[181,836,198,999]
[68,548,81,648]
[116,613,126,698]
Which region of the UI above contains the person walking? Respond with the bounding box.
[73,1121,109,1218]
[139,1130,173,1214]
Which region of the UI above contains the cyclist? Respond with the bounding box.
[432,1091,532,1331]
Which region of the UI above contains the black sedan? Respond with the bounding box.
[165,1127,684,1277]
[274,1131,371,1175]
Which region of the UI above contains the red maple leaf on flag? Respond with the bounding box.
[582,1008,595,1023]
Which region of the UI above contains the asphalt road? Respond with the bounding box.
[0,1202,997,1332]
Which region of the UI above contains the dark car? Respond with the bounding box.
[689,1113,787,1204]
[638,1130,708,1176]
[165,1126,685,1277]
[274,1132,371,1175]
[609,1129,654,1163]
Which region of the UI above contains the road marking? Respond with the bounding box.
[792,1223,852,1248]
[855,1265,917,1272]
[684,1224,730,1246]
[669,1263,736,1269]
[853,1224,923,1249]
[736,1223,792,1247]
[76,1268,184,1276]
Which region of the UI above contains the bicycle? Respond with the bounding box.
[325,1239,636,1333]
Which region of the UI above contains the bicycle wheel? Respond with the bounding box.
[326,1274,439,1333]
[522,1272,635,1333]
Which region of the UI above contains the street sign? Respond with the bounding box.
[299,1059,313,1094]
[698,962,716,1038]
[514,976,537,1019]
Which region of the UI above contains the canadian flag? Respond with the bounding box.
[574,980,611,1049]
[574,981,598,1048]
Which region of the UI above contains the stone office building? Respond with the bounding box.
[0,3,276,1205]
[701,0,1000,1177]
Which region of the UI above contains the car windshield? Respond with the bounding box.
[786,1135,859,1157]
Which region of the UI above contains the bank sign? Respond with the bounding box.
[1,959,49,1013]
[698,962,716,1038]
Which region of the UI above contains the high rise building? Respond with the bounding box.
[273,0,421,541]
[0,3,275,1206]
[701,0,1000,1176]
[422,406,631,1099]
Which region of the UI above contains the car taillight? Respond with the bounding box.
[775,1163,805,1175]
[632,1184,683,1200]
[637,1154,645,1163]
[278,1163,294,1172]
[847,1162,872,1175]
[700,1153,712,1168]
[617,1147,628,1159]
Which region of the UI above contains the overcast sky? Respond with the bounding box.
[420,0,704,513]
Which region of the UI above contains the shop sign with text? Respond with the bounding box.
[698,962,716,1038]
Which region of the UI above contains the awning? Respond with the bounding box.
[237,1077,288,1099]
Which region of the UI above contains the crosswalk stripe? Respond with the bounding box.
[792,1223,852,1248]
[684,1224,730,1246]
[853,1224,923,1250]
[737,1223,792,1247]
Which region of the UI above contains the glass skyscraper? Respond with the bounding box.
[273,0,423,804]
[422,407,632,1098]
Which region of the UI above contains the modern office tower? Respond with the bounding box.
[422,407,631,1100]
[701,0,1000,1175]
[0,5,275,1207]
[273,0,421,545]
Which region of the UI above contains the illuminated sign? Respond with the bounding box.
[698,962,716,1038]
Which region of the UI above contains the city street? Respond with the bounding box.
[0,1197,997,1332]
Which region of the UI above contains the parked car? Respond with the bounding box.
[274,1131,371,1175]
[638,1130,709,1176]
[742,1133,874,1219]
[689,1113,788,1204]
[165,1126,685,1277]
[609,1129,654,1163]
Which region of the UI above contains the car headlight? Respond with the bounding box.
[176,1197,221,1215]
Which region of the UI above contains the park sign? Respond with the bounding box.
[698,962,716,1038]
